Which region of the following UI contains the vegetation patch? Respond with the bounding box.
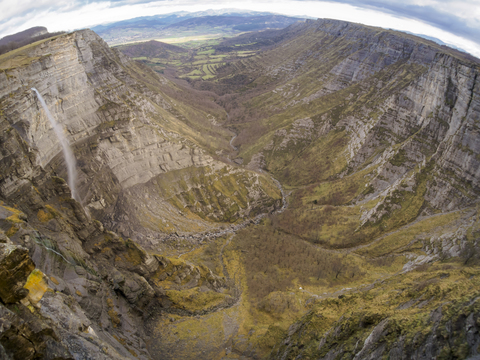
[356,210,463,258]
[389,148,409,167]
[24,269,49,304]
[166,287,229,312]
[37,207,55,222]
[270,264,480,359]
[233,224,364,302]
[107,298,121,328]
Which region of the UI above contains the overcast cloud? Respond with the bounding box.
[333,0,480,43]
[0,0,479,57]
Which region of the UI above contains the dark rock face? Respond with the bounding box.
[0,303,73,360]
[0,244,34,303]
[0,243,73,360]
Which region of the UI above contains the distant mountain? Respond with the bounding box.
[91,10,306,45]
[402,31,466,52]
[165,14,304,32]
[0,26,48,46]
[401,30,479,63]
[91,9,287,33]
[117,40,187,59]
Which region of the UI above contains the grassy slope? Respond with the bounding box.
[132,165,282,234]
[270,259,480,359]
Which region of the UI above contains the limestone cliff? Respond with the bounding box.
[218,18,480,223]
[0,29,281,243]
[0,29,282,359]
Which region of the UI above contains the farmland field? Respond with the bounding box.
[116,37,259,79]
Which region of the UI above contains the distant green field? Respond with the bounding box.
[192,58,224,65]
[197,49,215,55]
[236,51,256,57]
[121,34,261,79]
[155,34,224,45]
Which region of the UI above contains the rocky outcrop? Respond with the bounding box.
[0,199,155,358]
[0,302,73,360]
[0,238,72,360]
[0,243,34,303]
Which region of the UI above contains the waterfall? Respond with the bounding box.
[31,88,79,202]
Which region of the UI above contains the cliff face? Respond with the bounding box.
[218,18,480,220]
[346,34,480,218]
[0,29,280,241]
[334,34,480,220]
[0,29,282,359]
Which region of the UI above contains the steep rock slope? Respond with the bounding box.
[0,29,281,243]
[0,29,282,359]
[209,19,480,233]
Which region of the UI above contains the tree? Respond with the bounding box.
[331,258,345,279]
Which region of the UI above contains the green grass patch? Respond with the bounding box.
[197,49,215,55]
[300,164,379,206]
[356,210,464,258]
[166,287,229,312]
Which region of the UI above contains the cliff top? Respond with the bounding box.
[0,31,69,70]
[310,18,480,66]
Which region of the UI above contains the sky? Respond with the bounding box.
[0,0,479,57]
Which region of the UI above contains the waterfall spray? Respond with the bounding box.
[31,88,79,201]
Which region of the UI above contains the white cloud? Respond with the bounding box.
[0,0,479,57]
[0,0,81,23]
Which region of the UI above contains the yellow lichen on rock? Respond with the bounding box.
[6,214,23,223]
[24,269,50,305]
[37,209,54,222]
[107,298,121,328]
[5,225,18,237]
